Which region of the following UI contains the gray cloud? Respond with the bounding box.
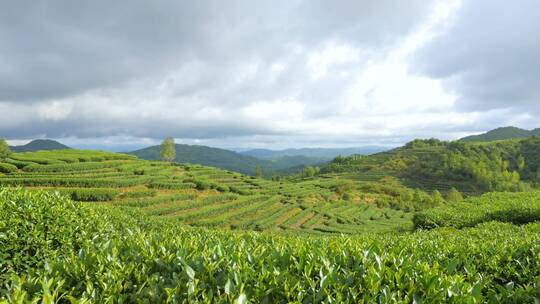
[0,0,437,146]
[0,0,431,103]
[12,0,537,148]
[412,0,540,112]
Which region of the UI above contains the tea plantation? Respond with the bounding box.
[0,150,414,235]
[1,149,540,302]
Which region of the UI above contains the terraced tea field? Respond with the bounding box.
[0,150,413,234]
[2,188,540,302]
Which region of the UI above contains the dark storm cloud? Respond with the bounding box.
[1,0,444,145]
[412,0,540,112]
[0,0,432,103]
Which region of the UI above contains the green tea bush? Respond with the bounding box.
[3,158,35,169]
[183,178,223,191]
[9,155,64,165]
[148,181,196,190]
[193,179,211,190]
[2,189,540,302]
[119,189,158,199]
[55,188,119,202]
[119,193,197,208]
[133,168,146,175]
[56,157,80,163]
[22,161,126,173]
[215,184,230,192]
[229,186,251,195]
[414,191,540,229]
[0,189,98,282]
[0,177,152,188]
[0,162,18,173]
[201,193,239,204]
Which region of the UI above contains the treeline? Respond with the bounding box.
[323,137,540,193]
[405,138,537,192]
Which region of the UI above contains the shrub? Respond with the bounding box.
[22,161,126,173]
[119,189,158,199]
[414,191,540,229]
[229,186,251,195]
[55,188,119,202]
[0,139,11,160]
[0,189,96,281]
[0,177,152,188]
[133,168,146,175]
[148,181,196,190]
[215,185,230,192]
[0,163,17,173]
[4,158,36,169]
[9,155,64,165]
[194,179,211,190]
[445,188,463,203]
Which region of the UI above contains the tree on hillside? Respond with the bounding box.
[255,166,263,178]
[446,188,463,203]
[160,137,176,162]
[517,155,526,171]
[333,180,355,199]
[0,138,11,160]
[432,190,445,205]
[302,166,320,178]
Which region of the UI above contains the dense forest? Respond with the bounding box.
[323,136,540,193]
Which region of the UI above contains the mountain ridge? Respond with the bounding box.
[460,126,540,142]
[9,139,70,152]
[128,143,326,175]
[239,146,387,159]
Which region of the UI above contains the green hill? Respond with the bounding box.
[322,137,540,194]
[10,139,70,152]
[460,126,535,142]
[129,144,325,176]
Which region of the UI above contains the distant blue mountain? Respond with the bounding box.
[239,146,388,160]
[10,139,70,152]
[460,126,540,142]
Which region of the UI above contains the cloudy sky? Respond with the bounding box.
[1,0,539,151]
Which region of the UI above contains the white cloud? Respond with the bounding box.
[38,101,73,121]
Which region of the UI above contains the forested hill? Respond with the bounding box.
[321,137,540,194]
[129,144,325,175]
[10,139,70,152]
[460,126,540,142]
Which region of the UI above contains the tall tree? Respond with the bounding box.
[445,188,463,203]
[432,190,445,205]
[160,137,176,162]
[0,138,11,160]
[255,166,262,178]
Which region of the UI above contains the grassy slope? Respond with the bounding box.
[460,126,534,142]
